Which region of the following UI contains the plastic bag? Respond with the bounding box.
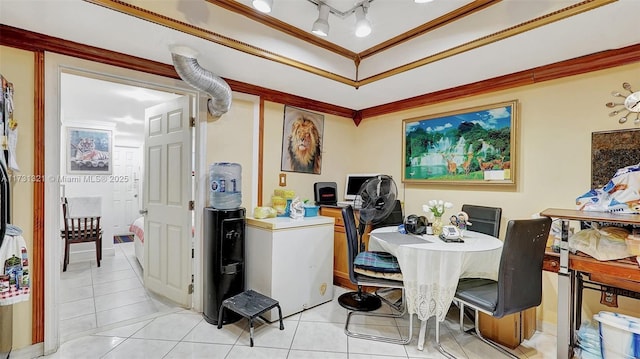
[569,227,631,261]
[576,162,640,213]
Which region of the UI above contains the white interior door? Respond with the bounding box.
[112,146,141,235]
[143,96,193,307]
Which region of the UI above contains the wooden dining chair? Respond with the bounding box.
[61,197,103,271]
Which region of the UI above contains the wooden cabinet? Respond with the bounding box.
[478,308,536,349]
[320,206,352,289]
[319,205,371,289]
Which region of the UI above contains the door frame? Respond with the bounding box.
[43,53,203,354]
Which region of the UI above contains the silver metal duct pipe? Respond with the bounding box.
[170,46,232,117]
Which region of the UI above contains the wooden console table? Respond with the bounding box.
[540,208,640,359]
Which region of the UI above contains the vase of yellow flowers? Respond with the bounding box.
[423,200,453,236]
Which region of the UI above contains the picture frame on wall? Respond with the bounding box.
[281,105,324,174]
[402,100,518,186]
[67,127,112,174]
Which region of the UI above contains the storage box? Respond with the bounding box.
[593,311,640,359]
[304,205,319,217]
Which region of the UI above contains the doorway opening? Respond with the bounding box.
[57,71,190,342]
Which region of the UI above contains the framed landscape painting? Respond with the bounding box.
[402,100,518,186]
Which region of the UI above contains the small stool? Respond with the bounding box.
[217,290,284,347]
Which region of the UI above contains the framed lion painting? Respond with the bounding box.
[281,105,324,174]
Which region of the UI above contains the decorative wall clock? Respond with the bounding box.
[606,82,640,125]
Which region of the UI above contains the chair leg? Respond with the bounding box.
[63,240,70,272]
[435,319,457,359]
[95,240,101,268]
[216,305,225,329]
[344,288,413,345]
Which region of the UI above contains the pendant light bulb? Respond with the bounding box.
[354,5,371,38]
[312,3,330,37]
[252,0,273,13]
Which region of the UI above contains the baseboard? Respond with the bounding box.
[537,320,557,336]
[7,342,43,359]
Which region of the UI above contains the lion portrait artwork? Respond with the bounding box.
[281,107,323,174]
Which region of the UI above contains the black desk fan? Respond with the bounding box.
[338,174,398,311]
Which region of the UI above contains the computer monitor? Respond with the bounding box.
[344,173,380,201]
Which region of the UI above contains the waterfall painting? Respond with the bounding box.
[402,100,518,186]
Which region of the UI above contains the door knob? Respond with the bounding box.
[139,209,148,215]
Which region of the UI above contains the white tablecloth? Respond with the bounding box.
[369,227,503,349]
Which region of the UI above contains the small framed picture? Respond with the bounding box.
[281,105,324,174]
[67,127,112,174]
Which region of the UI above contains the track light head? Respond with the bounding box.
[312,3,330,37]
[354,4,371,37]
[252,0,273,13]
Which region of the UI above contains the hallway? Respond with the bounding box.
[59,242,177,342]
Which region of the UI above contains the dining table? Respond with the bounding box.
[368,226,504,351]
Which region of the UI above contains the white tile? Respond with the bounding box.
[53,335,126,358]
[351,354,408,359]
[290,321,348,353]
[299,298,348,323]
[164,342,233,359]
[59,313,96,340]
[224,345,289,359]
[63,260,92,271]
[94,287,149,312]
[101,338,177,359]
[287,350,348,359]
[95,319,153,338]
[347,324,408,357]
[92,277,142,296]
[96,300,160,327]
[59,297,95,321]
[131,312,203,341]
[92,267,137,283]
[237,318,297,348]
[182,318,246,344]
[59,271,93,290]
[59,284,94,303]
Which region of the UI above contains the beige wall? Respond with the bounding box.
[354,63,640,328]
[0,45,35,349]
[260,102,357,206]
[206,97,257,209]
[2,41,639,350]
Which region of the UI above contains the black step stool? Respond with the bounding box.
[217,289,284,347]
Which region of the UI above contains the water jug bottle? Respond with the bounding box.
[209,162,242,209]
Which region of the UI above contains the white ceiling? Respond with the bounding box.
[60,73,181,143]
[2,0,640,112]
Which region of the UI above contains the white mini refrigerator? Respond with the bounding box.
[245,216,334,321]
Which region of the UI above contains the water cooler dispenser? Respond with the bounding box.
[203,207,246,325]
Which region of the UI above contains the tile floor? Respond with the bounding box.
[58,241,176,343]
[48,242,558,358]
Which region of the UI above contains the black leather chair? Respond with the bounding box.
[450,217,552,358]
[462,204,502,237]
[338,205,412,344]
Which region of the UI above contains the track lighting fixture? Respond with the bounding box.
[311,3,330,37]
[252,0,273,13]
[354,4,372,37]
